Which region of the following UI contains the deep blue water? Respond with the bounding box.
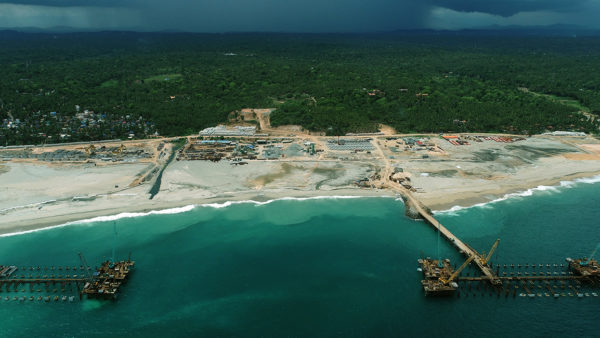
[0,180,598,337]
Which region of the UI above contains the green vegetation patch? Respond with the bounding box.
[527,90,590,113]
[144,73,183,83]
[1,32,600,146]
[100,79,119,88]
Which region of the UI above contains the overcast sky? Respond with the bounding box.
[0,0,599,32]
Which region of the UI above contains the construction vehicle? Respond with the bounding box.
[84,144,96,156]
[113,144,126,155]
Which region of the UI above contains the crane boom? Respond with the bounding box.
[482,238,500,265]
[440,255,475,285]
[78,252,94,282]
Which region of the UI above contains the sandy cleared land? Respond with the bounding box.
[0,159,383,235]
[0,162,149,210]
[0,133,599,235]
[580,144,600,153]
[389,136,600,209]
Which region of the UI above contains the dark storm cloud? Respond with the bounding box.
[431,0,589,17]
[134,0,429,32]
[3,0,589,15]
[1,0,125,6]
[0,0,598,31]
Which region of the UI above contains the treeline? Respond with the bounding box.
[0,31,599,145]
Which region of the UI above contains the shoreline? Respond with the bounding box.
[425,171,600,212]
[0,188,394,237]
[2,133,599,237]
[2,171,599,237]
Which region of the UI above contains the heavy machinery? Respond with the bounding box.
[84,144,96,156]
[420,238,501,296]
[421,255,475,296]
[566,243,600,282]
[479,238,500,266]
[113,144,126,155]
[439,255,475,285]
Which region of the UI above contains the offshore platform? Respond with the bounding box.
[408,193,600,298]
[0,253,134,303]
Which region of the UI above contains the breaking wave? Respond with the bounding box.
[435,174,600,215]
[0,195,388,238]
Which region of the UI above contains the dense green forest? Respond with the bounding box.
[1,31,599,145]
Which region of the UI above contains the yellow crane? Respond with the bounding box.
[480,238,500,266]
[439,255,475,285]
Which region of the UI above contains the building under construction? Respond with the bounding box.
[177,140,236,162]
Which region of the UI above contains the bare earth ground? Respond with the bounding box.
[1,133,599,235]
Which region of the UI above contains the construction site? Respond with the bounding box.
[0,253,134,303]
[2,120,600,301]
[368,132,600,299]
[176,137,318,162]
[0,141,155,164]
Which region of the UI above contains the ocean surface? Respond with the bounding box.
[0,177,599,337]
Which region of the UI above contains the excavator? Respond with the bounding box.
[84,144,96,156]
[113,144,126,155]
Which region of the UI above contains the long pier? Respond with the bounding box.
[1,278,85,284]
[394,183,502,284]
[460,275,587,282]
[388,179,600,297]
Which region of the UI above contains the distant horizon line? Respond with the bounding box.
[1,24,600,36]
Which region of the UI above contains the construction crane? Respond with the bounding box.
[78,252,94,282]
[480,238,500,266]
[111,221,118,267]
[439,255,475,285]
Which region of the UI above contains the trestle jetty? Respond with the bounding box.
[406,191,600,298]
[0,253,135,303]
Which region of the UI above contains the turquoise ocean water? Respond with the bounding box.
[0,177,599,337]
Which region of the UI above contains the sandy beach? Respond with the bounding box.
[1,134,599,235]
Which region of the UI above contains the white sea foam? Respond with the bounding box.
[575,175,600,185]
[76,204,198,224]
[435,174,600,215]
[0,204,198,238]
[200,195,372,209]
